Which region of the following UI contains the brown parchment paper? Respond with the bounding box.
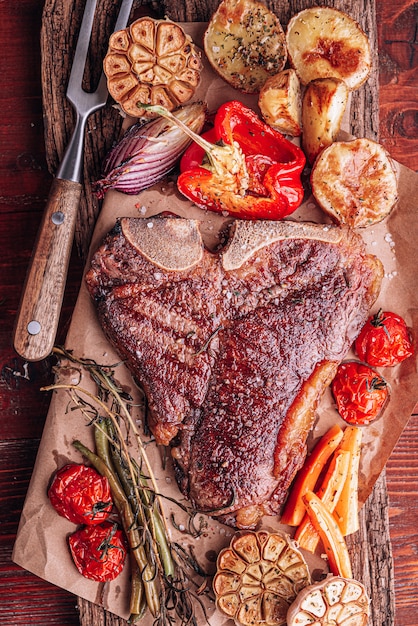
[13,22,418,624]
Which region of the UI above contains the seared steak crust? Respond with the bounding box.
[86,218,383,527]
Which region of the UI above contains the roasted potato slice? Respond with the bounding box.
[214,530,310,626]
[286,7,371,91]
[311,138,398,228]
[204,0,287,94]
[104,17,202,118]
[302,78,349,164]
[287,575,370,626]
[258,69,302,137]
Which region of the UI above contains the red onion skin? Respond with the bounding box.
[95,103,206,196]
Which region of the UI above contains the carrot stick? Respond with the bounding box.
[302,490,353,579]
[295,449,350,552]
[280,424,344,526]
[333,426,362,536]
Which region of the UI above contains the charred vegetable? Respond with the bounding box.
[69,522,128,583]
[311,138,398,228]
[204,0,287,94]
[45,347,209,625]
[48,463,113,525]
[103,17,202,117]
[258,69,302,137]
[94,102,206,197]
[355,309,414,367]
[302,491,353,579]
[148,99,306,220]
[286,7,371,91]
[213,530,311,626]
[302,77,349,165]
[332,361,389,426]
[287,575,370,626]
[280,424,344,527]
[332,426,362,536]
[294,449,350,553]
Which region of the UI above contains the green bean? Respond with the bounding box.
[73,440,160,618]
[128,556,147,622]
[94,417,115,471]
[94,420,150,619]
[105,421,175,579]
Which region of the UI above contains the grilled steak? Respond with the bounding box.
[86,217,383,528]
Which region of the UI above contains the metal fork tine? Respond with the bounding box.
[66,0,98,103]
[67,0,134,108]
[58,0,134,181]
[89,0,135,104]
[114,0,135,32]
[13,0,135,361]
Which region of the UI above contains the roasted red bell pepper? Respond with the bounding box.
[178,100,306,219]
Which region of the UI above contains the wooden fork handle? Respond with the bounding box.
[13,177,82,362]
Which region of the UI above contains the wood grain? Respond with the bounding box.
[38,0,393,623]
[377,1,418,171]
[0,0,416,625]
[13,178,82,362]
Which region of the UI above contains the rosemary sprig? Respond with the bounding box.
[42,346,210,625]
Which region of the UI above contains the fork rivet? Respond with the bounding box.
[27,320,42,335]
[51,211,65,225]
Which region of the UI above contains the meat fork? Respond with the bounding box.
[13,0,134,362]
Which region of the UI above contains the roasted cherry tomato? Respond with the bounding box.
[332,361,389,425]
[48,463,113,525]
[355,309,414,367]
[69,522,127,582]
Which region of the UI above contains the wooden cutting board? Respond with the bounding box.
[40,1,394,624]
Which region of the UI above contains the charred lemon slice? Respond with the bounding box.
[104,17,202,117]
[287,575,370,626]
[214,530,311,626]
[204,0,287,94]
[286,7,371,91]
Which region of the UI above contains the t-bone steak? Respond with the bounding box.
[86,217,383,528]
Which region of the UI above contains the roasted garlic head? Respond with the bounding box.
[213,530,311,626]
[287,575,370,626]
[104,17,202,117]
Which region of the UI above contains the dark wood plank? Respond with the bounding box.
[377,1,418,171]
[386,415,418,622]
[0,439,80,626]
[375,2,418,622]
[0,0,416,624]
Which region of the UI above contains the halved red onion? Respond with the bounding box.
[94,102,207,196]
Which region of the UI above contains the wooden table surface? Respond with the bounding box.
[1,1,417,625]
